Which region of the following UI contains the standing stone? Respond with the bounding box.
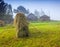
[14,13,29,38]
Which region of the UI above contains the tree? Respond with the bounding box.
[0,0,7,20]
[6,4,13,15]
[34,10,40,18]
[14,6,29,14]
[4,4,13,24]
[0,0,13,24]
[0,0,6,14]
[40,9,45,16]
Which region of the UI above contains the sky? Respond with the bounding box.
[4,0,60,20]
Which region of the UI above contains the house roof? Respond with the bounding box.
[40,15,50,18]
[27,13,37,18]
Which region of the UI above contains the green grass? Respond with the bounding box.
[0,22,60,47]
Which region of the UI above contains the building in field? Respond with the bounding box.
[27,13,38,21]
[40,15,50,21]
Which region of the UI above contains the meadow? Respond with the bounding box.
[0,21,60,47]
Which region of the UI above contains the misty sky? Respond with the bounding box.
[5,0,60,20]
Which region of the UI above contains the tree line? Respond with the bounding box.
[0,0,50,25]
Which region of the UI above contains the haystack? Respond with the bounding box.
[14,13,29,38]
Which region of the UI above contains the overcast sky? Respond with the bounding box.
[5,0,60,20]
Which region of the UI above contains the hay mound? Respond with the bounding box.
[0,20,5,27]
[14,13,29,38]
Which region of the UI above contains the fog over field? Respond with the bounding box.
[5,0,60,20]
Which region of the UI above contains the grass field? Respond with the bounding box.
[0,22,60,47]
